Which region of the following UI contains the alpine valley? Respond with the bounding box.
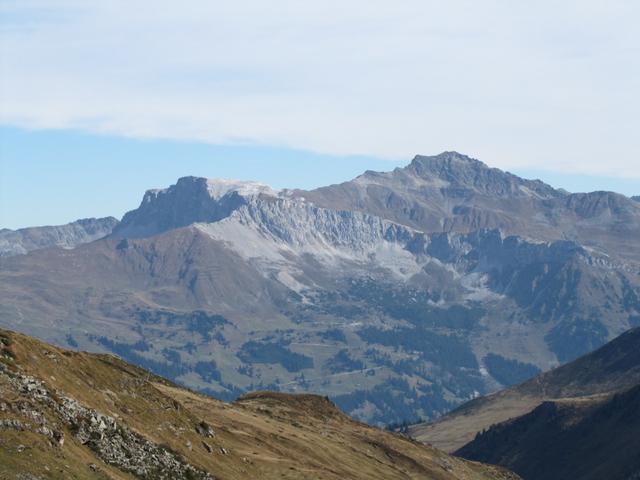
[1,152,639,426]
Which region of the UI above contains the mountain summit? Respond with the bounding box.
[297,152,640,261]
[407,152,560,199]
[114,176,278,238]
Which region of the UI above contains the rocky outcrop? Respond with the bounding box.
[1,363,213,479]
[114,176,276,238]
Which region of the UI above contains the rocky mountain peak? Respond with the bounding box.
[116,176,280,238]
[114,176,283,239]
[408,151,488,177]
[406,152,560,199]
[411,150,484,167]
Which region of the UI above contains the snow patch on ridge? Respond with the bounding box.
[205,179,279,200]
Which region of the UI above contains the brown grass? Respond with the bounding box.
[0,328,518,479]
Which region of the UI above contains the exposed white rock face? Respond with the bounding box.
[196,195,424,282]
[0,217,118,257]
[194,190,617,306]
[232,197,413,251]
[119,175,425,279]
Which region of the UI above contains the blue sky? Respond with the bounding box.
[1,1,639,228]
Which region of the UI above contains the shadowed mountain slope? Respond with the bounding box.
[456,385,640,480]
[409,327,640,452]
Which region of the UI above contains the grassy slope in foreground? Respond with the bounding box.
[0,329,517,480]
[409,326,640,452]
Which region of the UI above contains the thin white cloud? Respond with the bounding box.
[1,0,639,176]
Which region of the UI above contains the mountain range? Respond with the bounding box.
[0,217,118,257]
[409,326,640,480]
[0,328,518,480]
[1,152,639,426]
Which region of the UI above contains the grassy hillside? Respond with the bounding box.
[0,329,517,480]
